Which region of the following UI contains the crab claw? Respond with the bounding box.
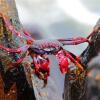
[33,55,50,85]
[56,50,69,74]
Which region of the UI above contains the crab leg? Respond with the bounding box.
[58,37,89,41]
[64,50,84,71]
[0,45,21,53]
[58,37,91,45]
[0,13,34,43]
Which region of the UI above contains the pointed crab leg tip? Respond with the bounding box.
[87,31,97,39]
[87,39,94,45]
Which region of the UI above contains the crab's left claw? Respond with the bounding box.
[33,55,50,86]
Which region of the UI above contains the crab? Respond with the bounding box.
[0,13,98,86]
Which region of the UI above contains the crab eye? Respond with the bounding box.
[56,50,69,74]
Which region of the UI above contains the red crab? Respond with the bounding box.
[0,13,98,86]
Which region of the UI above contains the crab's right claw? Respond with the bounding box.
[56,50,69,74]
